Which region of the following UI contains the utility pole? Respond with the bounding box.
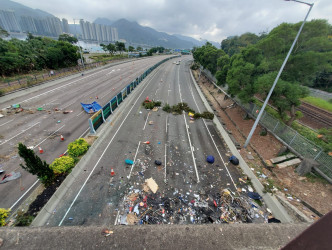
[243,0,314,148]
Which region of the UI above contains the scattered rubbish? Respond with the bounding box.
[229,155,239,165]
[127,213,139,224]
[248,186,253,192]
[260,174,267,179]
[0,172,21,184]
[68,217,73,220]
[101,229,113,236]
[155,160,162,166]
[143,141,150,144]
[145,178,159,193]
[12,104,20,108]
[57,120,61,123]
[149,121,154,125]
[37,107,43,111]
[268,217,281,223]
[188,112,194,117]
[63,110,73,114]
[158,142,161,144]
[152,107,158,112]
[248,192,262,200]
[125,159,134,165]
[206,155,215,164]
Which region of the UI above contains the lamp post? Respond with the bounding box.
[243,0,314,148]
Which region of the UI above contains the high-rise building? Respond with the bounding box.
[62,18,69,33]
[0,10,21,32]
[112,27,118,41]
[20,16,37,34]
[102,25,107,42]
[106,26,112,42]
[95,23,102,42]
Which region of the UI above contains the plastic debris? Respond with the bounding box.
[206,155,215,164]
[0,172,21,184]
[155,160,162,166]
[125,159,134,165]
[37,107,43,111]
[101,229,114,236]
[149,121,154,125]
[248,192,262,200]
[229,155,239,165]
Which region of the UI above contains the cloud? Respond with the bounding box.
[13,0,331,42]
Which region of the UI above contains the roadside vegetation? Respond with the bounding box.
[193,19,332,127]
[301,96,332,112]
[12,138,91,226]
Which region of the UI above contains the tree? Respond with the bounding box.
[18,143,54,185]
[115,41,125,53]
[50,156,75,175]
[128,46,134,52]
[136,46,143,51]
[58,34,78,44]
[255,72,309,125]
[107,43,116,55]
[0,27,9,39]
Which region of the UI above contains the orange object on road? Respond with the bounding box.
[60,135,64,141]
[110,168,115,176]
[38,146,44,154]
[143,141,150,144]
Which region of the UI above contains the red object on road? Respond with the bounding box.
[60,135,64,141]
[213,200,217,207]
[143,141,150,144]
[110,168,115,176]
[38,146,44,154]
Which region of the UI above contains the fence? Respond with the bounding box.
[88,56,178,133]
[308,87,332,101]
[200,67,332,181]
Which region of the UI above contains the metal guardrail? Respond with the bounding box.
[89,56,179,133]
[200,67,332,182]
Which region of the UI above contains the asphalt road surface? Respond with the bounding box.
[0,55,173,210]
[43,56,247,227]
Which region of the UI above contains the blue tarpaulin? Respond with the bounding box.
[81,101,102,113]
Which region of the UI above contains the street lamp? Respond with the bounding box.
[243,0,314,148]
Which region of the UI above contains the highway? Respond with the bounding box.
[0,55,173,210]
[42,56,244,226]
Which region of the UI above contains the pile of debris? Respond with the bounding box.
[116,178,269,225]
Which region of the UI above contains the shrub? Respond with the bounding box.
[0,208,10,226]
[68,138,89,157]
[14,211,34,226]
[200,111,214,120]
[163,103,171,113]
[50,156,75,175]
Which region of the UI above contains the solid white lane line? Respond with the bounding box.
[114,210,120,225]
[185,63,237,189]
[33,125,65,149]
[164,143,167,183]
[128,141,141,179]
[0,119,14,127]
[9,180,39,210]
[58,66,161,226]
[142,112,150,130]
[0,122,40,146]
[165,116,168,134]
[177,69,200,183]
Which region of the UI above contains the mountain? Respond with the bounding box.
[110,18,194,49]
[0,0,54,19]
[174,34,220,48]
[94,17,114,26]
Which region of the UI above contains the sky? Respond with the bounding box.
[13,0,332,43]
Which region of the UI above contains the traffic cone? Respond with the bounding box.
[60,135,64,141]
[110,168,115,176]
[38,146,44,154]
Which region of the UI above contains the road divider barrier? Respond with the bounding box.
[89,56,179,133]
